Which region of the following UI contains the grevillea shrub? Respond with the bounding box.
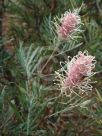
[1,1,101,135]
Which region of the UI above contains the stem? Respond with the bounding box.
[40,38,60,73]
[27,99,32,135]
[26,74,31,135]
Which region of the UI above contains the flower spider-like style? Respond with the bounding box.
[54,9,81,39]
[55,51,96,96]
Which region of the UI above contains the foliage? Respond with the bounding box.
[0,0,102,136]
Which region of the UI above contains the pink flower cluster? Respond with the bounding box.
[58,11,81,39]
[63,51,96,89]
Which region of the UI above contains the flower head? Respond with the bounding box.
[55,51,96,96]
[54,10,81,39]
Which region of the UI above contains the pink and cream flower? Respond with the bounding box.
[55,51,96,96]
[54,10,81,39]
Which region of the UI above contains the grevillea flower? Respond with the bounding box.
[55,51,96,96]
[54,10,81,39]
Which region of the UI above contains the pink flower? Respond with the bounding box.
[64,51,95,87]
[55,51,96,96]
[57,11,81,39]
